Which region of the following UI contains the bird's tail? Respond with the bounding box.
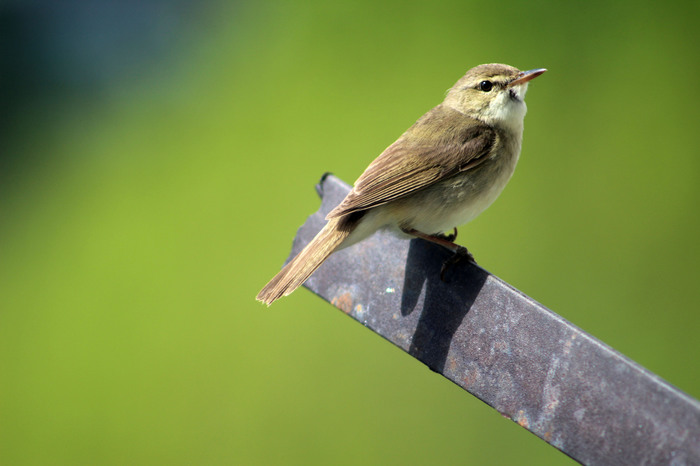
[256,216,356,306]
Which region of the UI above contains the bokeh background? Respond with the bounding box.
[1,0,698,464]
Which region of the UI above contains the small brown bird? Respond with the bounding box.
[257,64,546,305]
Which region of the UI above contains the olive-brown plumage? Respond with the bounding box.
[257,64,545,305]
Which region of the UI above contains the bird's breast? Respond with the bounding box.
[393,134,521,235]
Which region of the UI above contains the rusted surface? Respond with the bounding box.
[283,174,700,465]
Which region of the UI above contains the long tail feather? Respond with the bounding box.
[256,217,355,306]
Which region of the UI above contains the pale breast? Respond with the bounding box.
[393,131,522,235]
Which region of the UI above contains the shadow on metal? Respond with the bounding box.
[279,173,700,465]
[401,239,488,373]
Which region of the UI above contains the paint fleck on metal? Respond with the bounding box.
[447,357,457,372]
[331,292,353,314]
[463,372,477,389]
[515,410,530,429]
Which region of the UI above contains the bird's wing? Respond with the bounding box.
[327,106,497,219]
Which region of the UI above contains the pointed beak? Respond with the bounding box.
[508,68,547,88]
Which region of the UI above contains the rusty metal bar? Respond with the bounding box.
[282,174,700,465]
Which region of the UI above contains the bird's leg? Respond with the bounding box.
[401,227,476,282]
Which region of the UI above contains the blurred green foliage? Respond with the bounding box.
[1,0,699,464]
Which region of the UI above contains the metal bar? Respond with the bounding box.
[284,174,700,465]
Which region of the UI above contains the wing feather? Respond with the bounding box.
[327,105,496,219]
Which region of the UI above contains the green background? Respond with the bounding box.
[2,1,699,464]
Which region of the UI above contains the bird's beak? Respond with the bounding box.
[508,68,547,88]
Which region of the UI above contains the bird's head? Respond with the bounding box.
[444,64,546,130]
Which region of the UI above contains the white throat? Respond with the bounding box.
[481,83,529,132]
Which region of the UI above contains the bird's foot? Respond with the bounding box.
[436,227,458,242]
[440,245,476,282]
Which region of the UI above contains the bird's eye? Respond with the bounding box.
[478,80,493,92]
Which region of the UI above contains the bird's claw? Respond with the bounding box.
[436,227,458,242]
[440,245,476,282]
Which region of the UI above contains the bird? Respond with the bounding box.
[257,63,546,305]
